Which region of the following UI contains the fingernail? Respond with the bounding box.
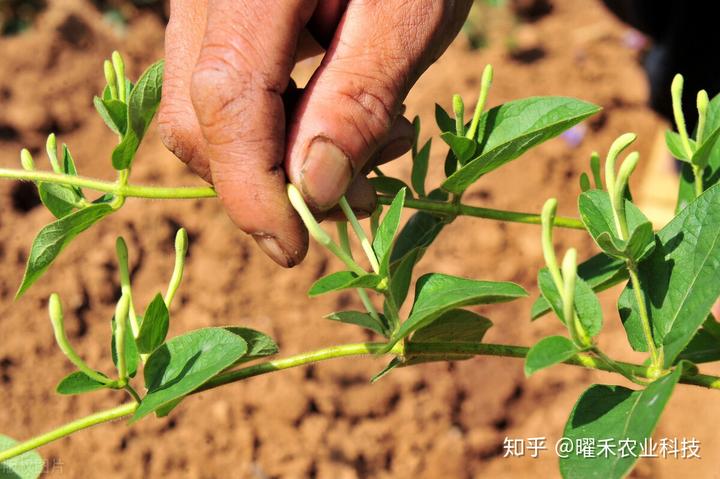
[252,234,296,268]
[300,137,352,210]
[378,138,413,164]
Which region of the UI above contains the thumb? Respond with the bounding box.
[286,0,471,211]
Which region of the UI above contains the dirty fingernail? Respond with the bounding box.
[300,137,352,210]
[378,137,413,164]
[252,234,296,268]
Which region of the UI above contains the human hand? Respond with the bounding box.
[158,0,472,267]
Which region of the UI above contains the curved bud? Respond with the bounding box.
[466,64,494,140]
[697,89,709,144]
[541,198,563,291]
[48,293,64,333]
[452,94,465,136]
[49,293,110,385]
[104,59,118,100]
[164,228,189,308]
[671,73,694,158]
[615,151,640,196]
[561,248,577,324]
[46,133,60,173]
[111,51,126,103]
[20,149,35,171]
[115,236,130,286]
[605,133,636,198]
[114,293,131,381]
[175,228,189,257]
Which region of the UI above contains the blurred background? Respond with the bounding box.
[1,0,718,477]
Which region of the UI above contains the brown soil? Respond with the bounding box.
[1,1,717,478]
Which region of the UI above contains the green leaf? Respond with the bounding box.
[154,398,183,418]
[619,183,720,365]
[524,336,577,376]
[61,145,83,197]
[692,125,720,169]
[405,309,492,364]
[434,103,455,133]
[676,94,720,211]
[389,247,422,308]
[16,204,114,298]
[677,326,720,364]
[37,145,85,218]
[224,327,279,362]
[93,96,127,136]
[370,357,403,383]
[444,149,458,177]
[0,434,43,479]
[111,315,139,378]
[102,81,133,101]
[442,97,600,193]
[411,140,431,196]
[373,188,406,273]
[560,368,681,479]
[112,60,164,170]
[537,269,603,337]
[578,190,655,262]
[38,183,79,218]
[56,371,109,395]
[532,253,626,320]
[308,271,383,297]
[596,223,655,263]
[112,134,140,171]
[326,311,388,336]
[368,176,412,198]
[132,327,248,422]
[665,130,693,161]
[390,211,445,263]
[136,293,169,354]
[390,273,527,345]
[440,132,476,165]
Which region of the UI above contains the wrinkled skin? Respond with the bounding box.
[158,0,473,267]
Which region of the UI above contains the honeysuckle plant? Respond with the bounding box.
[1,53,719,479]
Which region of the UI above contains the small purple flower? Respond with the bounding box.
[561,124,587,148]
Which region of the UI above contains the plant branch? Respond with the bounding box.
[627,263,662,370]
[0,168,585,230]
[0,168,217,199]
[3,340,720,463]
[0,402,137,463]
[378,195,586,230]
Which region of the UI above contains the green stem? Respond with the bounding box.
[692,165,704,197]
[592,347,648,386]
[3,340,720,463]
[287,185,365,275]
[0,402,137,463]
[627,263,661,369]
[0,169,586,230]
[379,195,585,230]
[0,168,217,198]
[200,342,403,391]
[124,385,142,403]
